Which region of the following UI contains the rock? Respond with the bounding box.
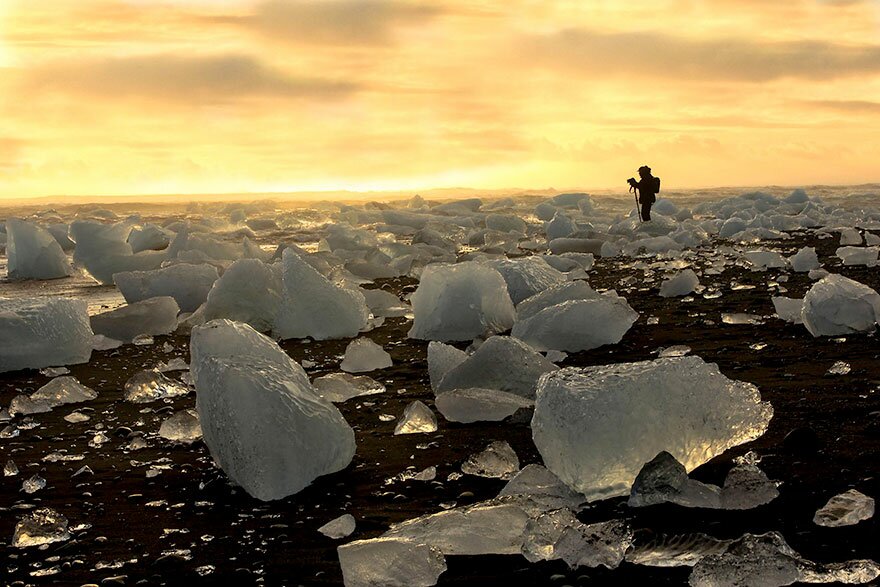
[532,356,773,500]
[408,262,515,342]
[813,489,875,527]
[801,274,880,336]
[115,263,219,312]
[0,298,93,373]
[274,249,369,340]
[90,297,180,342]
[6,218,74,280]
[340,338,392,373]
[338,538,446,587]
[629,452,722,509]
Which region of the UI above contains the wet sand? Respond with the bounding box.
[1,230,878,586]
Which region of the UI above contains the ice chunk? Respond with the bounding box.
[549,237,605,255]
[4,459,19,476]
[789,247,820,272]
[720,464,779,510]
[826,361,851,375]
[318,514,356,539]
[426,341,468,391]
[128,223,172,253]
[660,269,700,298]
[0,298,92,373]
[627,533,733,568]
[629,452,722,509]
[338,537,446,587]
[721,312,762,325]
[190,319,301,387]
[461,440,520,479]
[408,262,515,342]
[546,212,576,240]
[90,297,180,342]
[12,508,71,548]
[840,228,863,245]
[6,218,74,280]
[813,489,875,527]
[522,510,632,569]
[361,288,410,318]
[70,220,165,284]
[742,250,788,270]
[115,263,219,312]
[274,248,369,340]
[22,473,46,493]
[201,258,282,333]
[340,338,392,373]
[435,388,533,423]
[836,246,879,267]
[516,281,598,322]
[435,336,557,399]
[196,355,356,500]
[486,213,527,233]
[689,532,880,587]
[772,296,804,324]
[512,295,638,352]
[394,401,438,435]
[383,499,532,555]
[313,373,385,403]
[158,409,202,444]
[10,376,96,416]
[123,370,189,403]
[801,274,880,336]
[489,256,567,305]
[532,356,773,500]
[498,464,585,511]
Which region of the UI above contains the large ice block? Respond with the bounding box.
[801,274,880,336]
[6,218,73,280]
[0,298,92,373]
[114,263,219,312]
[532,356,773,500]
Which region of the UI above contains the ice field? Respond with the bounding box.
[1,185,879,586]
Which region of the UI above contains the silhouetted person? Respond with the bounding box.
[627,166,660,221]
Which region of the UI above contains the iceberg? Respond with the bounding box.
[6,218,74,280]
[115,263,219,312]
[274,249,369,340]
[0,298,92,373]
[408,262,515,342]
[90,297,180,343]
[801,275,880,336]
[532,356,773,500]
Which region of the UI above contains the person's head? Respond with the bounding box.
[638,165,651,178]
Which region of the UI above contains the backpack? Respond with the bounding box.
[653,176,661,194]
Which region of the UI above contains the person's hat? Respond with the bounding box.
[638,165,651,173]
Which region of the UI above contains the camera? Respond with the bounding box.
[627,177,637,187]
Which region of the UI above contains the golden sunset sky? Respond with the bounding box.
[1,0,879,198]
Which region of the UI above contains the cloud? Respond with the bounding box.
[802,99,880,113]
[219,0,443,46]
[520,28,880,82]
[24,54,357,103]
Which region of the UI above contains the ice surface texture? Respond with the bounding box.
[408,262,515,342]
[337,537,446,587]
[115,263,219,313]
[0,298,92,373]
[192,320,355,500]
[90,297,180,342]
[70,220,165,285]
[274,248,369,340]
[801,274,880,336]
[532,356,773,500]
[6,218,73,280]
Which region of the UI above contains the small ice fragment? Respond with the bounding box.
[89,432,109,447]
[435,388,533,423]
[813,489,875,527]
[659,269,700,298]
[772,297,804,324]
[749,342,767,351]
[313,372,385,403]
[157,358,189,372]
[340,338,393,373]
[658,345,691,358]
[337,537,447,587]
[4,459,19,476]
[318,513,356,539]
[132,334,154,346]
[827,361,851,375]
[40,367,70,377]
[301,359,316,368]
[379,414,396,422]
[22,474,46,494]
[158,409,202,444]
[789,247,821,272]
[498,464,585,511]
[64,411,91,423]
[720,464,779,510]
[72,465,94,477]
[12,508,71,548]
[802,275,880,337]
[545,350,568,363]
[123,370,188,403]
[393,401,438,435]
[461,440,520,480]
[840,228,863,245]
[721,313,763,325]
[521,510,632,569]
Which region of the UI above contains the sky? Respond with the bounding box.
[1,0,880,198]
